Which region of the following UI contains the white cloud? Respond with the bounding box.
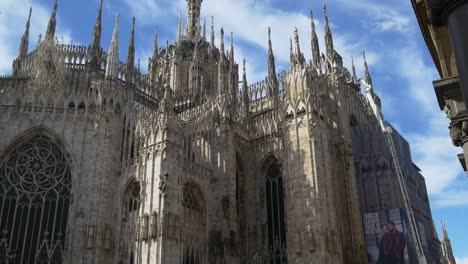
[457,257,468,264]
[0,0,72,74]
[434,188,468,207]
[328,0,411,33]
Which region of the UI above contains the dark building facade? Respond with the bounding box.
[352,123,443,263]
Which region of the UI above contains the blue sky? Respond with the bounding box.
[1,0,467,260]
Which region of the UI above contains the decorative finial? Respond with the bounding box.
[126,17,136,81]
[91,0,104,51]
[220,27,225,56]
[363,50,373,88]
[19,8,32,59]
[351,56,357,81]
[311,8,321,69]
[210,16,215,48]
[106,13,120,79]
[324,4,334,55]
[203,18,207,40]
[45,0,58,42]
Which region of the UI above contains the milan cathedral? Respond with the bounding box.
[1,0,441,263]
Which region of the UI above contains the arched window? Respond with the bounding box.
[119,181,141,264]
[181,183,206,264]
[264,158,288,264]
[0,134,72,263]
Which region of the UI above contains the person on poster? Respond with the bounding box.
[377,224,393,264]
[388,221,406,264]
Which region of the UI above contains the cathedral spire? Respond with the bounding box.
[220,28,225,58]
[210,16,215,49]
[324,4,334,57]
[230,32,235,67]
[152,26,159,62]
[310,9,321,69]
[242,59,250,115]
[106,14,119,79]
[289,38,295,66]
[187,0,203,41]
[19,8,32,59]
[351,56,357,81]
[442,221,456,264]
[45,0,58,42]
[91,0,103,52]
[218,28,226,94]
[203,18,207,40]
[267,27,278,97]
[363,50,372,87]
[177,13,183,43]
[149,26,159,83]
[126,17,136,82]
[294,28,305,67]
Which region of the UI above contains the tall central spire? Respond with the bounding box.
[187,0,203,41]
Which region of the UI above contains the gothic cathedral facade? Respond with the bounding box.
[0,0,382,263]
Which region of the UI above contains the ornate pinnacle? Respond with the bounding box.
[311,8,321,69]
[242,58,250,113]
[351,56,357,81]
[164,41,171,88]
[126,17,136,81]
[203,18,207,40]
[91,0,103,52]
[45,0,58,42]
[230,32,235,65]
[220,27,225,57]
[210,16,215,48]
[324,4,334,56]
[106,13,119,79]
[149,26,159,83]
[177,13,183,43]
[19,8,32,59]
[267,27,277,96]
[363,50,372,87]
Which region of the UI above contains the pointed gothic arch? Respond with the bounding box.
[181,181,206,264]
[260,154,288,264]
[119,178,142,264]
[0,127,72,264]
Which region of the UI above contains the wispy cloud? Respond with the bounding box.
[0,0,72,74]
[328,0,412,33]
[457,257,468,264]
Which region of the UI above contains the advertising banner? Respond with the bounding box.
[364,208,418,264]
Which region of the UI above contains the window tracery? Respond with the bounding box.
[264,158,288,264]
[0,134,71,264]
